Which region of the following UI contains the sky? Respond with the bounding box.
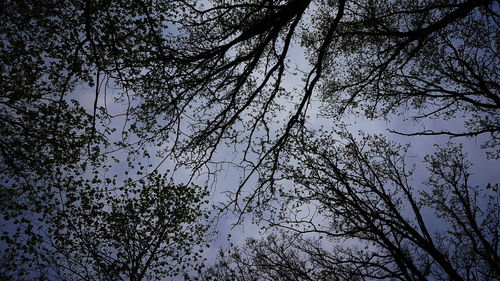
[69,36,499,273]
[1,1,499,279]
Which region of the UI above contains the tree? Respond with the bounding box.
[56,172,210,281]
[124,0,499,213]
[1,1,211,278]
[128,0,499,173]
[1,0,498,279]
[202,132,499,280]
[314,0,499,154]
[2,0,498,205]
[1,169,211,280]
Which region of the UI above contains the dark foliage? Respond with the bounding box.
[1,0,498,280]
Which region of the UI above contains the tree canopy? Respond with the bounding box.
[1,0,499,280]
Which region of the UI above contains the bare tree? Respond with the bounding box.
[202,131,499,280]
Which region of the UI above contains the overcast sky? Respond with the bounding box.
[21,3,496,277]
[64,35,500,274]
